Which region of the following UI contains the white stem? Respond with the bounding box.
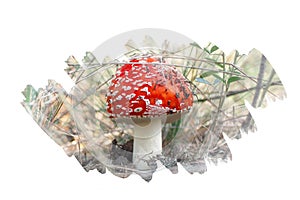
[133,117,162,171]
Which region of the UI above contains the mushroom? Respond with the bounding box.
[106,56,193,171]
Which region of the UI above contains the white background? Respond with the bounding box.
[0,0,299,199]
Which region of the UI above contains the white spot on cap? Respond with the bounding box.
[140,87,150,95]
[133,80,143,85]
[137,82,145,87]
[126,93,135,100]
[134,107,143,113]
[116,105,122,109]
[112,90,119,96]
[122,85,132,91]
[116,70,121,76]
[145,74,154,79]
[115,82,121,87]
[132,75,142,79]
[144,99,150,105]
[155,99,163,106]
[116,95,123,101]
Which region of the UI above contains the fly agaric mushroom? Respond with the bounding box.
[106,56,193,171]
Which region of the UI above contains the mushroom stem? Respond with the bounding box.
[132,117,162,170]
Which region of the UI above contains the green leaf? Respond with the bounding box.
[204,57,224,68]
[233,50,240,64]
[164,119,181,145]
[215,62,225,69]
[22,85,37,103]
[210,45,219,53]
[200,71,216,78]
[204,48,210,53]
[227,76,243,85]
[190,42,201,49]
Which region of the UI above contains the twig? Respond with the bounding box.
[242,55,266,130]
[257,69,276,107]
[194,80,282,103]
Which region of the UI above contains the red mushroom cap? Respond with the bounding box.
[106,56,193,118]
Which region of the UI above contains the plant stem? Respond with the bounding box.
[133,118,162,171]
